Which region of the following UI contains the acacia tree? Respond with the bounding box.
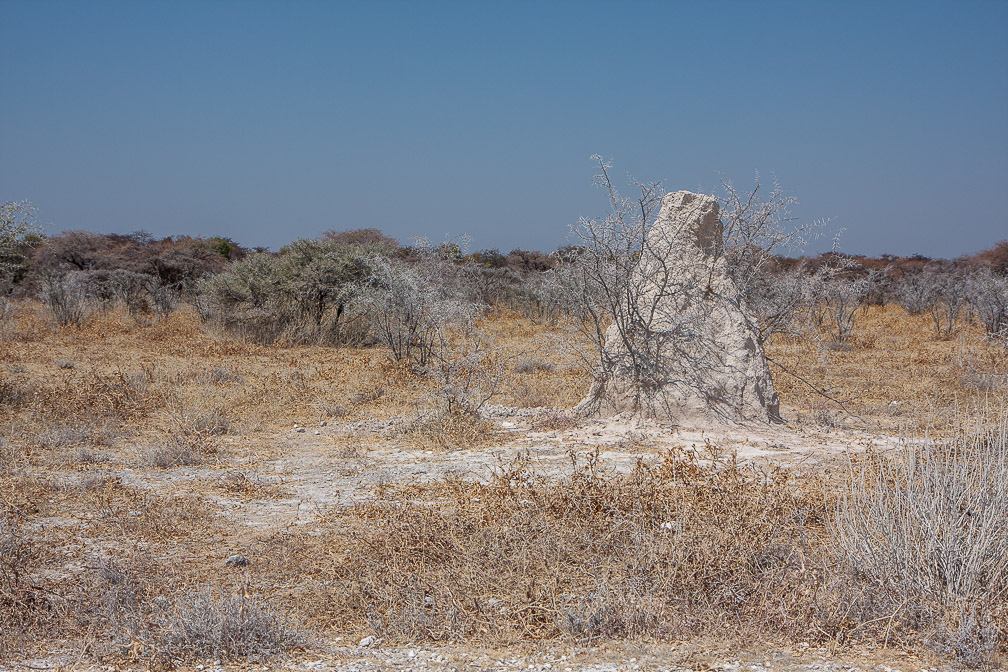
[1,201,42,292]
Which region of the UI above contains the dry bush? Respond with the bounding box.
[158,588,306,661]
[515,357,554,374]
[832,408,1008,665]
[530,409,577,431]
[41,272,92,327]
[74,560,306,664]
[34,418,118,450]
[0,516,55,657]
[197,239,375,346]
[402,407,500,452]
[218,471,288,499]
[258,450,894,648]
[142,435,204,468]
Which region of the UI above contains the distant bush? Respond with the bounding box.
[363,249,475,368]
[41,272,91,326]
[744,266,810,341]
[972,240,1008,275]
[927,264,970,340]
[807,260,869,347]
[320,227,401,256]
[0,201,42,298]
[197,238,377,345]
[965,266,1008,337]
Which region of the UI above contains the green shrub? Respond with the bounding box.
[197,239,378,345]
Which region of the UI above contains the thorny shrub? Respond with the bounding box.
[832,407,1008,665]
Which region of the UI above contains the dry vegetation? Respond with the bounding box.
[1,297,1007,668]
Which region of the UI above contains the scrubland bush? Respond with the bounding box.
[41,271,91,326]
[365,253,472,367]
[807,258,869,347]
[896,269,938,315]
[832,409,1008,664]
[159,588,305,660]
[79,561,304,663]
[365,242,505,415]
[966,266,1008,337]
[321,227,401,256]
[926,264,969,340]
[197,239,377,344]
[0,201,42,302]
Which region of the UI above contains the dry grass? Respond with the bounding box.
[254,449,882,647]
[767,305,1008,429]
[2,300,1008,664]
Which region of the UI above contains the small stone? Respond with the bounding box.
[313,430,320,435]
[297,427,306,433]
[359,635,375,647]
[225,554,249,567]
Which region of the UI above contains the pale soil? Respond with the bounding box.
[8,407,972,671]
[118,404,900,532]
[9,641,964,672]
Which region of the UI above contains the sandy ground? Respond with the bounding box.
[9,639,965,672]
[184,404,902,531]
[9,408,969,672]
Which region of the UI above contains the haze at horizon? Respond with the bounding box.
[2,1,1006,258]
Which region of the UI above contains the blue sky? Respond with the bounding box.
[2,1,1006,257]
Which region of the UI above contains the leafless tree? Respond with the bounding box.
[364,239,504,414]
[965,266,1008,338]
[718,174,826,299]
[556,157,818,417]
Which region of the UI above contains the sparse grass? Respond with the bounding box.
[3,299,1008,665]
[258,450,870,646]
[143,436,204,468]
[402,407,501,451]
